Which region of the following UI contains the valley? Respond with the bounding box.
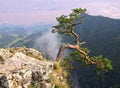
[0,15,120,88]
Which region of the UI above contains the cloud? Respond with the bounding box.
[78,1,120,19]
[0,0,86,12]
[0,10,70,24]
[0,0,120,24]
[99,7,120,18]
[33,29,62,60]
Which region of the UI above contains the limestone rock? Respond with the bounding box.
[0,52,53,88]
[0,47,67,88]
[0,46,45,61]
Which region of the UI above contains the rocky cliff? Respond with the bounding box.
[0,47,68,88]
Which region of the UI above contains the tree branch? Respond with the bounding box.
[70,26,79,44]
[72,14,87,26]
[56,43,97,65]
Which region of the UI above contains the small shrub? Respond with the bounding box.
[53,61,60,70]
[0,55,4,61]
[55,84,61,88]
[51,61,69,88]
[53,61,62,74]
[62,71,67,78]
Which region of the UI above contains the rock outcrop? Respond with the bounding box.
[0,47,68,88]
[0,46,45,61]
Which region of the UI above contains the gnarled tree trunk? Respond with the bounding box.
[56,43,97,64]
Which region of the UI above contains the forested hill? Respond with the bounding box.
[57,15,120,88]
[68,15,120,88]
[63,15,120,62]
[0,24,51,48]
[76,15,120,62]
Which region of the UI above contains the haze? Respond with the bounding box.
[0,0,120,25]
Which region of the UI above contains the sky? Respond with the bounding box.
[0,0,120,25]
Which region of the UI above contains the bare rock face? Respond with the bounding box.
[0,47,54,88]
[0,46,45,61]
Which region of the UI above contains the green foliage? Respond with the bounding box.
[61,48,113,87]
[52,8,87,35]
[60,58,75,88]
[69,48,91,65]
[61,57,73,70]
[53,61,62,73]
[49,65,69,88]
[91,55,113,72]
[62,48,112,73]
[70,48,90,58]
[72,8,87,14]
[55,84,61,88]
[80,47,90,54]
[28,81,43,88]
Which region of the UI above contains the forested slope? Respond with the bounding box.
[67,15,120,88]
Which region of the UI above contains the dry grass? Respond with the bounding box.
[50,61,69,88]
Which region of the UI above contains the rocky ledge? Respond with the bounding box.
[0,47,68,88]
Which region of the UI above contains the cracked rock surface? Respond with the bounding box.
[0,47,53,88]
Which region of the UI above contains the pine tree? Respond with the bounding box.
[52,8,112,72]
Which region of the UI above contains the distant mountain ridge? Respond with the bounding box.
[0,23,51,48]
[0,15,120,88]
[9,15,120,60]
